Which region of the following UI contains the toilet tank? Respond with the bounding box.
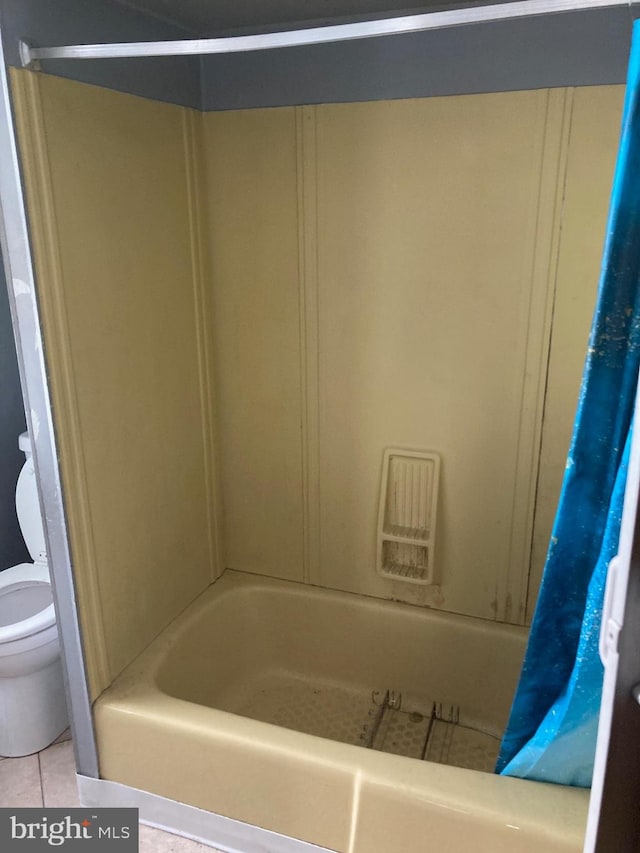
[15,433,47,563]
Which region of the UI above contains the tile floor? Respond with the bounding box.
[0,732,226,851]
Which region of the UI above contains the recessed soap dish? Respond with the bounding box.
[376,449,440,585]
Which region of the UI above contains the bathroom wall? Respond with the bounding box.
[205,108,304,582]
[9,70,623,701]
[10,69,219,698]
[0,257,29,570]
[201,7,632,111]
[205,85,623,626]
[0,0,201,108]
[527,85,626,622]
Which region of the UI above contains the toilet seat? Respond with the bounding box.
[0,563,55,645]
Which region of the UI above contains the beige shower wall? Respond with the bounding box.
[10,71,623,704]
[526,86,625,621]
[204,86,623,625]
[205,108,305,582]
[11,70,220,699]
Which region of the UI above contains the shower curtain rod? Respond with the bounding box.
[18,0,634,67]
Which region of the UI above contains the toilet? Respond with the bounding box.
[0,432,68,756]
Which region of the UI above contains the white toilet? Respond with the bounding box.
[0,432,68,756]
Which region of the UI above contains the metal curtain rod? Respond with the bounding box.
[19,0,634,67]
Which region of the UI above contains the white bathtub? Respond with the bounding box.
[93,570,588,852]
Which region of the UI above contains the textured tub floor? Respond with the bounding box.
[231,673,501,772]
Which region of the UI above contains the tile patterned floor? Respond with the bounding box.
[0,732,225,851]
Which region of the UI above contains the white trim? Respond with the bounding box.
[77,776,336,853]
[20,1,634,66]
[584,373,640,852]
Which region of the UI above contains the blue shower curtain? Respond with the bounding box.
[496,21,640,788]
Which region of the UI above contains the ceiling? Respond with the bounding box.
[116,0,521,35]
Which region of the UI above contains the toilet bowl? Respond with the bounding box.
[0,432,68,756]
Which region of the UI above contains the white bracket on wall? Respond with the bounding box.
[376,448,440,586]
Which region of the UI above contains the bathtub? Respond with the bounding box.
[92,570,589,852]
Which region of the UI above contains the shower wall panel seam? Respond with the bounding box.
[295,104,322,588]
[496,88,574,625]
[8,68,112,697]
[182,106,223,583]
[524,87,576,624]
[495,89,551,623]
